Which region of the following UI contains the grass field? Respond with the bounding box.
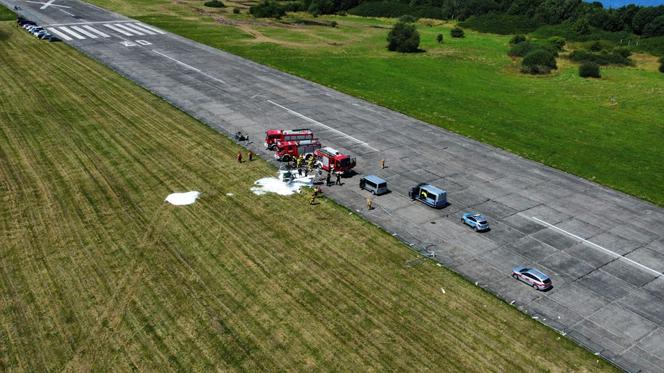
[0,21,617,371]
[85,0,664,207]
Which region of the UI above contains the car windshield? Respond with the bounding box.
[339,158,350,167]
[478,220,487,224]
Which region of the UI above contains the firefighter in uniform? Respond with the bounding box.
[296,155,303,170]
[236,151,242,163]
[367,196,373,210]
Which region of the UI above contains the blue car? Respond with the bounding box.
[462,212,489,231]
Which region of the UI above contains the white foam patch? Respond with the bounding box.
[165,191,201,205]
[251,171,313,196]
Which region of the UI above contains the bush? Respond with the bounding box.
[349,2,442,20]
[508,41,536,57]
[579,62,601,78]
[387,21,420,53]
[233,7,240,14]
[204,0,225,7]
[451,27,465,38]
[644,15,664,37]
[659,61,664,73]
[510,34,527,45]
[548,36,566,51]
[436,33,443,44]
[331,21,338,28]
[460,14,540,35]
[521,49,557,74]
[613,47,631,58]
[568,49,632,66]
[249,0,286,18]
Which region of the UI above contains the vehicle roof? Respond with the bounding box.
[363,175,387,184]
[526,268,550,280]
[419,184,446,195]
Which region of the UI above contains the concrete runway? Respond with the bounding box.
[5,0,664,371]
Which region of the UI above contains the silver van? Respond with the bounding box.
[359,175,388,195]
[409,183,448,208]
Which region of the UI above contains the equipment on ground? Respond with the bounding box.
[315,147,356,174]
[264,129,313,150]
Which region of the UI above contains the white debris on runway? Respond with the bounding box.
[165,191,201,205]
[251,170,313,196]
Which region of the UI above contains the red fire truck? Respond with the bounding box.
[264,129,314,150]
[274,139,322,161]
[315,147,357,174]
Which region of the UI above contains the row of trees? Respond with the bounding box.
[249,0,664,38]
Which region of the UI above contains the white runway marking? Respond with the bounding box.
[530,216,663,277]
[58,26,85,40]
[152,50,227,85]
[70,25,97,39]
[125,23,156,35]
[135,23,165,34]
[114,23,144,35]
[104,23,133,36]
[46,27,72,41]
[45,20,133,27]
[266,100,379,152]
[82,25,110,38]
[40,0,57,9]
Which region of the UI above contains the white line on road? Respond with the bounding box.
[104,24,133,36]
[151,50,227,85]
[82,25,110,38]
[530,216,663,277]
[114,23,145,36]
[125,23,156,35]
[44,20,135,27]
[58,26,85,40]
[134,23,165,34]
[266,100,379,152]
[70,25,98,39]
[40,0,56,9]
[46,27,72,41]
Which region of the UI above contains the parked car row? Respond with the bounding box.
[17,18,60,42]
[359,176,488,232]
[358,175,552,290]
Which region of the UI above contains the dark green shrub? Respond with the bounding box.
[659,61,664,73]
[548,36,566,51]
[204,0,225,8]
[451,27,465,38]
[250,0,286,18]
[644,15,664,37]
[308,0,335,16]
[579,62,601,78]
[590,41,603,51]
[387,21,420,53]
[510,34,527,45]
[521,49,557,74]
[349,2,442,20]
[508,41,536,57]
[568,49,632,66]
[460,14,540,35]
[574,18,590,35]
[613,47,631,58]
[233,7,240,14]
[436,33,443,43]
[331,20,338,28]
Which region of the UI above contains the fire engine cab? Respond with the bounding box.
[314,147,357,174]
[264,129,314,150]
[274,139,322,161]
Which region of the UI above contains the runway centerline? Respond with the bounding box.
[529,216,662,277]
[266,99,378,152]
